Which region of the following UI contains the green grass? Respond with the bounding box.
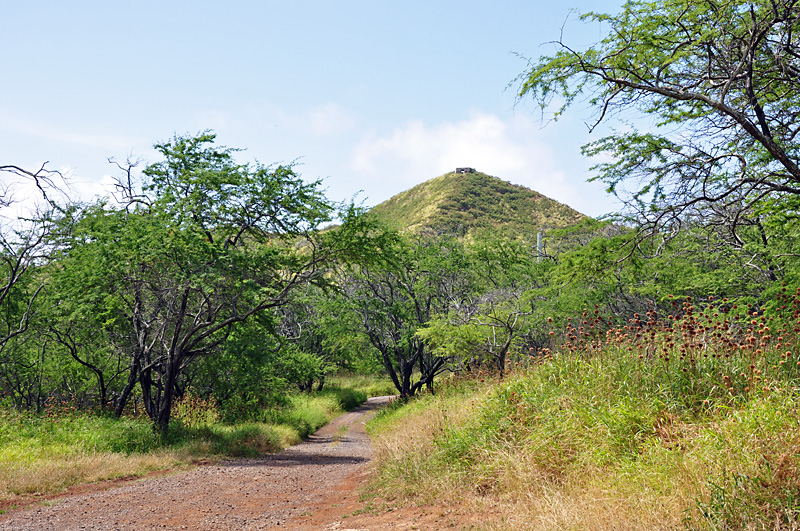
[368,365,800,529]
[327,373,397,398]
[260,391,356,439]
[366,297,800,530]
[0,386,367,502]
[0,410,163,458]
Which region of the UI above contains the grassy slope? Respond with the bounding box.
[367,299,800,531]
[369,373,800,531]
[369,172,585,239]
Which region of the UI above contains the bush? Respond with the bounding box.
[364,289,800,529]
[171,390,221,428]
[333,387,367,410]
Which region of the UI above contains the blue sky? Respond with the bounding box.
[1,1,623,218]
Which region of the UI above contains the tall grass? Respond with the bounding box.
[367,289,800,530]
[0,411,179,502]
[326,373,397,398]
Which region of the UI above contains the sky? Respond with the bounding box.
[1,1,624,219]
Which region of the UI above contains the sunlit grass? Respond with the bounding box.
[0,386,364,504]
[366,288,800,530]
[327,372,397,397]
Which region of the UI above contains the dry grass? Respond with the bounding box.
[369,397,690,530]
[368,383,488,503]
[361,290,800,530]
[0,449,184,502]
[366,368,800,530]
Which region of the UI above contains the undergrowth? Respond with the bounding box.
[0,386,366,503]
[367,288,800,530]
[327,373,397,398]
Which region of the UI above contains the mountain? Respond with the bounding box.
[368,170,586,239]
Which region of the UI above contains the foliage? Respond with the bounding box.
[0,165,69,352]
[183,317,289,423]
[0,132,391,433]
[518,0,800,282]
[41,132,382,434]
[369,171,584,238]
[367,286,800,530]
[340,231,475,397]
[419,289,535,376]
[417,235,561,376]
[0,166,75,414]
[171,390,221,428]
[276,286,378,391]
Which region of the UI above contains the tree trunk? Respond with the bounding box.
[114,358,139,417]
[154,356,181,435]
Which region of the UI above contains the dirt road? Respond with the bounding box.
[0,396,396,531]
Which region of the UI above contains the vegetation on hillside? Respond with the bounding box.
[367,289,800,529]
[368,171,585,240]
[2,1,800,527]
[363,1,800,529]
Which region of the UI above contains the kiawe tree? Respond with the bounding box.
[342,233,472,398]
[518,0,800,281]
[0,164,74,409]
[55,132,370,433]
[417,237,546,377]
[275,287,372,392]
[0,164,68,353]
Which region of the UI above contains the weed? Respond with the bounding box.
[366,286,800,530]
[172,390,221,428]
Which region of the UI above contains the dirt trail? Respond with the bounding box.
[0,396,406,531]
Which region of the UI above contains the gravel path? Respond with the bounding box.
[0,396,393,531]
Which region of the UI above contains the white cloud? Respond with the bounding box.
[69,172,119,202]
[0,104,619,218]
[309,103,356,136]
[0,115,146,154]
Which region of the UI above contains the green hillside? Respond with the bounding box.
[368,171,586,239]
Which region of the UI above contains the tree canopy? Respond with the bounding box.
[38,133,381,432]
[518,0,800,256]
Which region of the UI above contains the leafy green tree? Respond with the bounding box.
[418,237,552,376]
[184,316,289,422]
[419,288,535,377]
[53,132,372,433]
[341,232,472,398]
[276,287,376,391]
[0,164,68,355]
[0,165,74,409]
[518,0,800,280]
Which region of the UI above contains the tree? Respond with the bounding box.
[183,315,289,422]
[276,287,374,391]
[417,237,549,376]
[54,132,373,433]
[342,232,471,398]
[0,164,73,409]
[419,288,535,377]
[518,0,800,280]
[0,164,68,353]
